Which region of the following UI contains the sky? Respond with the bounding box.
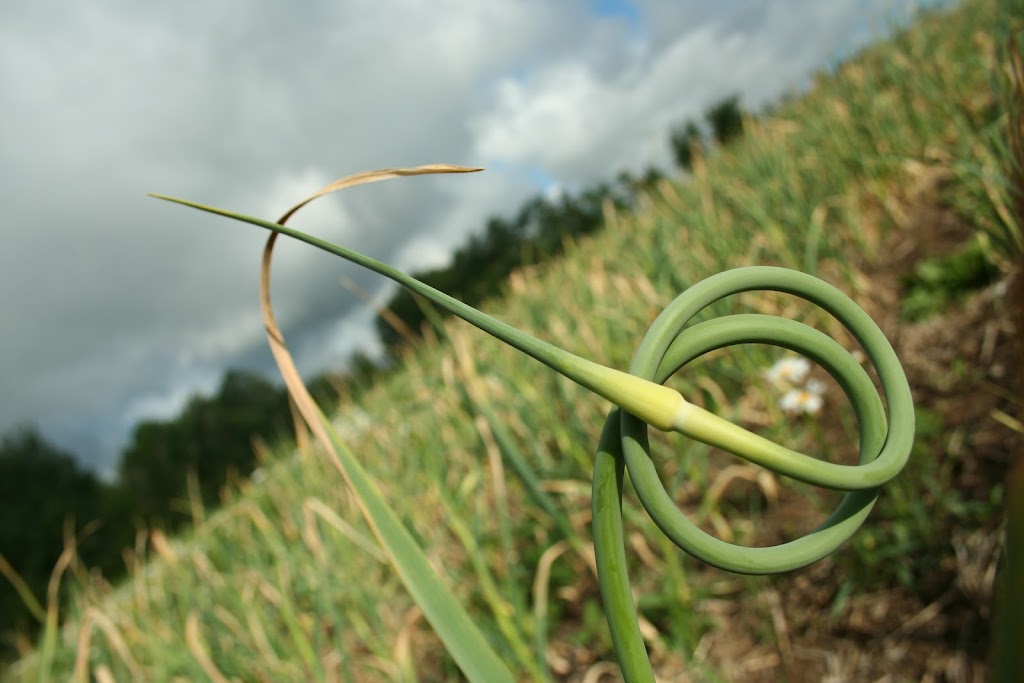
[1,0,949,478]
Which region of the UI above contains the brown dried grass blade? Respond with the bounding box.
[260,164,482,483]
[269,164,483,453]
[276,164,483,224]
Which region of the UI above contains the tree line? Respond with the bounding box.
[0,370,296,651]
[375,94,745,354]
[0,95,745,658]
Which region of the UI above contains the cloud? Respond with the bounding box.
[0,0,944,475]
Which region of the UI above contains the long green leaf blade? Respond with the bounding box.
[315,405,516,683]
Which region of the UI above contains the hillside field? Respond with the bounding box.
[6,0,1023,680]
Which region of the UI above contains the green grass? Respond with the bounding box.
[5,0,1020,679]
[900,239,1002,320]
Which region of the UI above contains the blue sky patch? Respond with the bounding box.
[588,0,643,27]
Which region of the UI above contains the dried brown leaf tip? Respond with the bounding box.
[277,164,484,224]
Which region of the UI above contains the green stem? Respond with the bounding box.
[151,195,684,429]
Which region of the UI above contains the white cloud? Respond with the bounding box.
[122,374,221,427]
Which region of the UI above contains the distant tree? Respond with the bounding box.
[670,119,704,170]
[705,94,745,145]
[347,350,385,390]
[373,176,634,360]
[0,428,108,637]
[640,166,665,188]
[118,370,290,527]
[376,290,419,350]
[620,166,666,192]
[307,371,343,409]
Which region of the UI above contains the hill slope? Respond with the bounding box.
[7,0,1021,680]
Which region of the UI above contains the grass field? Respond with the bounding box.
[5,0,1022,680]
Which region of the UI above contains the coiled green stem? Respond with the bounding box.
[593,267,913,681]
[152,194,913,682]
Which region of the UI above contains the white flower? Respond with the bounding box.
[763,356,828,415]
[763,356,811,390]
[333,407,374,437]
[805,378,827,395]
[779,387,825,415]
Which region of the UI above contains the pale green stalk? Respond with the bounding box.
[151,195,685,431]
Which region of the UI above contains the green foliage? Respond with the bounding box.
[705,94,745,146]
[900,240,1001,320]
[670,120,703,170]
[992,458,1024,681]
[0,428,131,646]
[670,94,745,170]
